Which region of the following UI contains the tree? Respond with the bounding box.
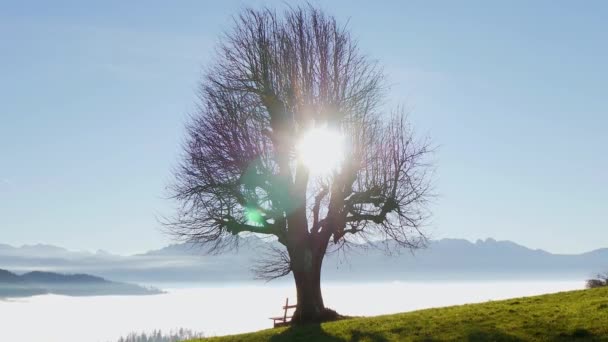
[168,5,433,324]
[586,273,608,289]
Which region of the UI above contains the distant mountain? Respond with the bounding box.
[322,238,607,280]
[0,237,605,283]
[139,236,270,257]
[138,242,203,256]
[581,248,608,258]
[0,269,22,283]
[0,243,110,260]
[0,269,163,298]
[20,270,109,284]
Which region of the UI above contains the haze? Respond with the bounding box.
[1,1,606,253]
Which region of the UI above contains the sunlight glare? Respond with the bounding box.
[297,126,345,175]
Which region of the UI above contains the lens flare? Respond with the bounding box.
[245,207,264,226]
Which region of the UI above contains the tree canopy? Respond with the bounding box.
[168,5,433,323]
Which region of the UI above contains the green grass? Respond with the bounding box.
[189,287,608,341]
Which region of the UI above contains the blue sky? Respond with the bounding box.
[1,0,606,254]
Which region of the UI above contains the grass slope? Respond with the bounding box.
[191,287,608,341]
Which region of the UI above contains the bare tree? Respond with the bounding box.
[168,5,433,324]
[586,273,608,289]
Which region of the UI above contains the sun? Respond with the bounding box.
[297,126,345,175]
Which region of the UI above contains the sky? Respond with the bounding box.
[0,0,606,255]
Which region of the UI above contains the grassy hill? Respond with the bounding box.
[190,287,608,341]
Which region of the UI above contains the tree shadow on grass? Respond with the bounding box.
[465,329,523,342]
[269,324,605,342]
[269,323,389,342]
[437,327,602,342]
[407,327,524,342]
[556,328,606,342]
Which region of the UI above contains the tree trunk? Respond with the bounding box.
[290,244,327,324]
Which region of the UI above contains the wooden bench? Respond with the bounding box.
[269,298,297,327]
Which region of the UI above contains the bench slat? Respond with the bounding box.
[271,298,297,327]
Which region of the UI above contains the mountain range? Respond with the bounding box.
[0,268,162,298]
[0,238,605,284]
